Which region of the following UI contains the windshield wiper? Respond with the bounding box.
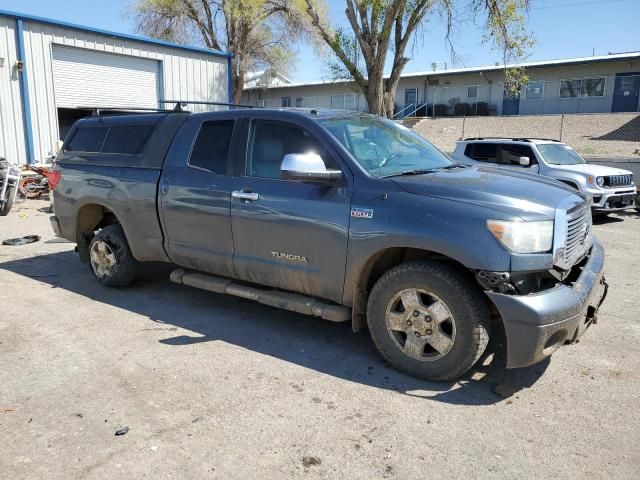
[382,168,438,178]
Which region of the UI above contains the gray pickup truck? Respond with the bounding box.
[50,108,608,381]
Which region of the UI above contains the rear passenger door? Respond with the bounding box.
[229,117,352,303]
[159,114,238,277]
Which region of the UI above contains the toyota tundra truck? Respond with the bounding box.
[49,108,608,381]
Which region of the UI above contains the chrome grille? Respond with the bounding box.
[604,174,633,188]
[564,202,592,265]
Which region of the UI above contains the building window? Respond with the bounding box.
[281,97,291,107]
[467,86,478,98]
[525,81,544,100]
[331,93,356,110]
[295,97,303,107]
[560,77,605,98]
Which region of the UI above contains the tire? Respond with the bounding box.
[367,261,490,381]
[88,224,138,287]
[21,177,43,199]
[0,186,16,216]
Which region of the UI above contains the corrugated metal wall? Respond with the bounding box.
[0,17,26,164]
[0,15,229,164]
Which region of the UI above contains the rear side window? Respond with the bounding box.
[66,126,108,153]
[189,120,235,174]
[66,124,154,155]
[102,125,154,155]
[465,143,498,163]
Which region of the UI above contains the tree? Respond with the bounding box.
[130,0,309,104]
[304,0,533,117]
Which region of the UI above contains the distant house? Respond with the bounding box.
[242,52,640,117]
[244,68,291,90]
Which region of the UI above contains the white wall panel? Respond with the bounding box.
[0,17,26,165]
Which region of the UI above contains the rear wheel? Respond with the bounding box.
[367,261,490,381]
[88,224,138,287]
[20,177,43,199]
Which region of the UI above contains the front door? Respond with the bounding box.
[612,73,640,112]
[502,85,521,115]
[403,88,418,117]
[230,118,352,303]
[159,115,238,277]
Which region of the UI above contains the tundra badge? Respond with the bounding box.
[351,207,374,219]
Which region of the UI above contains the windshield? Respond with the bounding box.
[318,114,453,176]
[537,143,586,165]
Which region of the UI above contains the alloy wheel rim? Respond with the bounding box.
[385,288,456,361]
[90,240,117,279]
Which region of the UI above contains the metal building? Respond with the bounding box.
[0,9,232,165]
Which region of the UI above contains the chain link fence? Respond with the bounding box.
[412,112,640,158]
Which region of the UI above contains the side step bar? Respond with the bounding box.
[170,269,351,322]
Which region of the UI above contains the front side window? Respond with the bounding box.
[537,143,586,165]
[468,86,478,98]
[189,120,235,173]
[525,81,544,100]
[319,114,452,176]
[247,120,332,179]
[499,144,535,166]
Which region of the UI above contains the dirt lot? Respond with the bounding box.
[1,199,639,479]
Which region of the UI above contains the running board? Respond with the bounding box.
[170,269,351,322]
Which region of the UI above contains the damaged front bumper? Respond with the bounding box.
[486,237,607,369]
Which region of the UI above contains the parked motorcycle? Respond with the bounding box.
[19,163,50,199]
[0,157,20,216]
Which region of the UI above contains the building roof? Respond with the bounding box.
[244,69,292,89]
[246,51,640,90]
[0,8,231,59]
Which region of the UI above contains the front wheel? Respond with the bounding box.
[88,224,138,287]
[367,261,490,381]
[0,186,16,216]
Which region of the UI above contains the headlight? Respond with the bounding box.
[486,220,553,253]
[596,176,605,187]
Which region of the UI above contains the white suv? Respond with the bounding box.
[452,138,636,213]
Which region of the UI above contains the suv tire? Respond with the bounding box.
[88,224,138,287]
[367,261,490,381]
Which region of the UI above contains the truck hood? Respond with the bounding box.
[548,163,633,176]
[391,165,582,220]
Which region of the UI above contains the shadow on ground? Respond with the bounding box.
[0,250,550,405]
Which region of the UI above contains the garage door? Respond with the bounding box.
[52,45,160,109]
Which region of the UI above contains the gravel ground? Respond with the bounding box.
[1,199,639,479]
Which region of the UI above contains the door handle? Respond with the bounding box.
[232,190,259,202]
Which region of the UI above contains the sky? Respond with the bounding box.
[1,0,639,83]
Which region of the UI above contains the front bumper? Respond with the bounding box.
[588,186,636,211]
[486,237,607,369]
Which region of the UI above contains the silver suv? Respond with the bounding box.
[452,138,636,213]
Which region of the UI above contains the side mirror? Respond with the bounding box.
[518,156,531,166]
[281,153,342,185]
